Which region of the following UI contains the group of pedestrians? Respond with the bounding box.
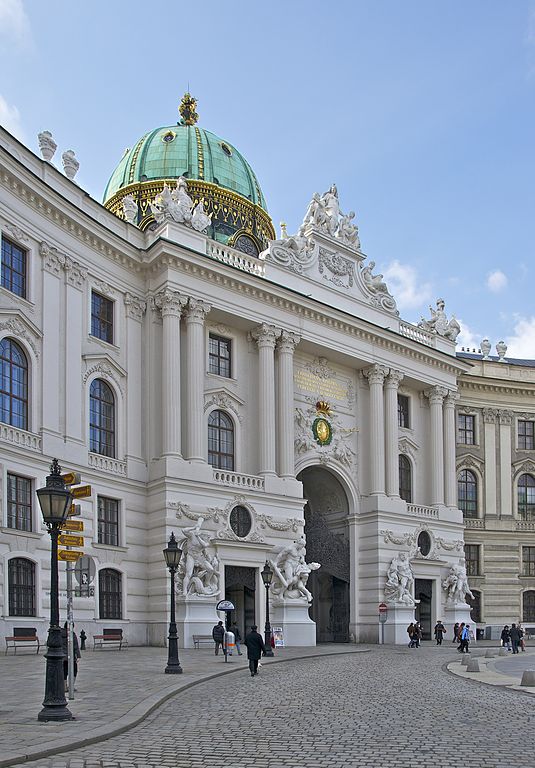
[452,622,472,653]
[500,623,526,653]
[212,620,266,677]
[407,622,422,647]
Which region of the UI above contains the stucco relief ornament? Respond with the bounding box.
[150,178,194,226]
[122,194,138,224]
[294,402,356,467]
[359,260,398,314]
[267,225,317,273]
[336,211,361,249]
[442,559,474,604]
[176,517,220,598]
[384,552,416,606]
[269,535,320,604]
[418,298,461,341]
[38,131,57,162]
[191,200,212,233]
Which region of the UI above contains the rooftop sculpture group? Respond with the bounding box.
[147,178,212,233]
[418,298,461,342]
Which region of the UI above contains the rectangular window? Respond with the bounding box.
[518,421,535,451]
[465,544,480,577]
[7,473,32,531]
[457,414,475,445]
[209,334,231,378]
[398,395,410,428]
[91,291,114,344]
[523,546,535,577]
[97,496,119,546]
[1,236,27,298]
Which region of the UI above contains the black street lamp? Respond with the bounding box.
[261,561,274,657]
[36,459,73,721]
[163,532,183,674]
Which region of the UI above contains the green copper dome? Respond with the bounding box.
[103,96,275,254]
[103,124,267,210]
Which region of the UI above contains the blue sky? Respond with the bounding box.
[2,1,535,356]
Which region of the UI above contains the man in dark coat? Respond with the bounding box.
[212,621,225,655]
[434,620,446,645]
[510,623,522,654]
[244,625,265,677]
[61,622,81,692]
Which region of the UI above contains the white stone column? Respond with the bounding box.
[425,386,447,505]
[443,391,459,507]
[363,364,389,495]
[124,294,147,466]
[385,370,404,497]
[483,408,498,517]
[251,323,280,476]
[499,410,513,516]
[154,289,187,457]
[184,297,211,462]
[277,330,301,477]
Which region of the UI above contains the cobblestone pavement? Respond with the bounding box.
[14,645,535,768]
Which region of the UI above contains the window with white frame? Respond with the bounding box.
[7,472,32,531]
[518,420,535,451]
[209,334,232,378]
[91,291,114,344]
[1,235,27,299]
[8,557,36,616]
[99,568,122,619]
[457,413,475,445]
[97,495,120,546]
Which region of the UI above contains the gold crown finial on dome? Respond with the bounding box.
[179,92,199,126]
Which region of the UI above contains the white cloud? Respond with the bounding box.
[382,260,432,311]
[0,93,24,141]
[456,319,483,351]
[0,0,31,46]
[505,316,535,358]
[486,269,508,293]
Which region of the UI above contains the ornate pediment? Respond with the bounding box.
[82,354,126,394]
[0,311,42,358]
[512,459,535,478]
[204,388,244,423]
[456,452,484,472]
[398,436,419,460]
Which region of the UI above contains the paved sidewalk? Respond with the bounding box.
[0,643,367,767]
[447,646,535,691]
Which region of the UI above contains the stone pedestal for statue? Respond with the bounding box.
[271,600,317,647]
[382,603,416,645]
[443,602,475,642]
[177,597,219,648]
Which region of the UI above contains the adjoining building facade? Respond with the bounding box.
[0,97,530,645]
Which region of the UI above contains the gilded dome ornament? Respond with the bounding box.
[179,92,199,126]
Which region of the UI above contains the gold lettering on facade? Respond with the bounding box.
[294,369,348,401]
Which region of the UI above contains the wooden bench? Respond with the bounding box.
[193,634,214,649]
[5,627,41,655]
[93,628,128,650]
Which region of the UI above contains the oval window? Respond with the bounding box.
[230,505,252,538]
[417,531,431,557]
[221,142,232,156]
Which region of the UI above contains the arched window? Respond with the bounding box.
[518,474,535,520]
[399,455,412,502]
[0,338,28,430]
[458,469,478,518]
[8,557,36,616]
[523,591,535,623]
[467,590,481,623]
[208,410,234,470]
[99,568,122,619]
[89,379,115,457]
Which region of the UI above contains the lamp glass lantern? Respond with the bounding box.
[261,561,273,587]
[163,531,182,570]
[37,459,72,526]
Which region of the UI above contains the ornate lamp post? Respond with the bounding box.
[163,532,183,674]
[261,561,274,657]
[36,459,73,721]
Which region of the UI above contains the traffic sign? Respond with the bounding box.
[62,520,84,532]
[58,534,84,548]
[378,602,388,613]
[71,485,92,499]
[58,549,84,562]
[61,471,81,486]
[68,503,82,517]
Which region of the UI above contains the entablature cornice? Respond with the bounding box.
[458,377,535,398]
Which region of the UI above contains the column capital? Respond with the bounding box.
[184,297,211,323]
[154,289,187,318]
[385,369,404,389]
[124,292,147,321]
[444,390,460,407]
[277,330,301,354]
[498,409,514,425]
[362,364,389,386]
[483,407,498,424]
[250,323,281,348]
[424,385,448,405]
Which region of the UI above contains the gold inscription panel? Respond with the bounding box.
[294,369,348,402]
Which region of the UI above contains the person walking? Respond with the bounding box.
[230,621,243,655]
[500,625,511,652]
[457,623,465,652]
[519,625,526,651]
[212,620,225,655]
[407,622,415,648]
[413,622,422,648]
[61,622,81,692]
[452,622,460,643]
[510,623,522,654]
[459,623,471,653]
[244,625,265,677]
[434,620,446,645]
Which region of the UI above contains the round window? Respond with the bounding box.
[417,531,431,557]
[162,130,176,143]
[221,142,232,156]
[230,505,252,538]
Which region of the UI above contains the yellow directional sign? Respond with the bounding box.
[61,471,81,486]
[68,503,82,517]
[58,534,84,547]
[62,520,84,532]
[71,485,92,499]
[58,549,84,562]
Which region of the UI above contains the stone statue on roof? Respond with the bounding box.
[418,298,461,342]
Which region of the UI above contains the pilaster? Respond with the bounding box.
[498,409,513,516]
[443,391,459,507]
[363,364,389,495]
[277,330,301,477]
[385,370,404,497]
[184,298,211,462]
[483,408,498,517]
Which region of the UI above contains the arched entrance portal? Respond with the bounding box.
[298,467,350,643]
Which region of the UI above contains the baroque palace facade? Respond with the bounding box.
[1,96,534,646]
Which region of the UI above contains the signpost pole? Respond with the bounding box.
[66,557,74,699]
[378,602,388,645]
